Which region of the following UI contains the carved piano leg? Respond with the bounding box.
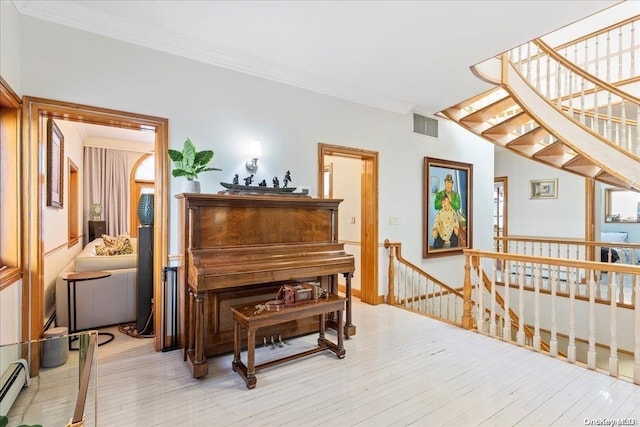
[343,272,356,338]
[191,291,208,379]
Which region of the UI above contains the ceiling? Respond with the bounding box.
[13,0,627,141]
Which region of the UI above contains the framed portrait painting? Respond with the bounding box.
[423,157,473,258]
[47,118,64,208]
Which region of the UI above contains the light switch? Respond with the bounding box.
[389,217,398,225]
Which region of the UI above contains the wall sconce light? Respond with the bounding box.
[246,140,262,172]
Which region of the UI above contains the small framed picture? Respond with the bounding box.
[47,118,64,208]
[529,179,557,199]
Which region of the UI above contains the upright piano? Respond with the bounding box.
[176,193,356,378]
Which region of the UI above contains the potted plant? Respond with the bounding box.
[168,137,222,193]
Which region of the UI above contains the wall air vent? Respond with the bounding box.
[413,113,438,138]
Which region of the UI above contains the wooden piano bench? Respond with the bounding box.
[231,294,346,389]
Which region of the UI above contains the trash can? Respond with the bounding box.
[42,326,69,368]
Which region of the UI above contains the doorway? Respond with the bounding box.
[494,176,507,271]
[318,143,379,305]
[22,97,168,360]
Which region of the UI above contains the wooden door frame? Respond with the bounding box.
[318,143,379,305]
[130,153,154,238]
[494,176,508,239]
[22,97,168,369]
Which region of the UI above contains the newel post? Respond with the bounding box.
[462,252,474,329]
[384,239,396,305]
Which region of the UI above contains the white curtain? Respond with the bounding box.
[84,147,129,237]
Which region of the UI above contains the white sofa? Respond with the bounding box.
[55,238,137,331]
[600,231,639,265]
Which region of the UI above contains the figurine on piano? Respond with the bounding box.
[244,175,254,186]
[283,171,292,188]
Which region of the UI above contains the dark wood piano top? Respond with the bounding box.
[178,193,355,292]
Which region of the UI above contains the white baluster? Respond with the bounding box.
[490,260,497,337]
[477,264,484,333]
[579,76,586,125]
[556,59,562,107]
[503,260,511,342]
[621,99,628,151]
[595,34,601,82]
[633,274,640,385]
[618,26,623,81]
[588,271,597,369]
[618,271,625,305]
[550,267,558,357]
[607,90,613,142]
[630,21,636,78]
[533,263,541,351]
[606,30,611,83]
[517,262,525,346]
[609,273,618,377]
[568,268,577,363]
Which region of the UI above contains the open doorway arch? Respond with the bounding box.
[130,153,155,238]
[22,97,168,370]
[318,143,379,305]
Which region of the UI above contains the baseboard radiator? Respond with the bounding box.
[0,359,29,417]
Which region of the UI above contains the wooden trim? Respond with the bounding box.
[22,97,169,366]
[585,179,595,261]
[494,176,508,239]
[67,158,79,247]
[0,76,22,291]
[129,153,153,239]
[318,143,379,305]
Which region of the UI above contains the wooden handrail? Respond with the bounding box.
[553,16,639,52]
[466,249,640,274]
[384,240,464,300]
[534,38,640,105]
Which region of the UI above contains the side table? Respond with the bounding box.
[61,271,115,350]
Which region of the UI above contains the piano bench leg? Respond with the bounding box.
[344,324,356,338]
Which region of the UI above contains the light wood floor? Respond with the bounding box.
[11,299,640,426]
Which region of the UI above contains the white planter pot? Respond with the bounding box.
[181,180,201,193]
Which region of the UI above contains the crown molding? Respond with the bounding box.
[13,0,414,115]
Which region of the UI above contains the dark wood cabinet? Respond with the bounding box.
[87,220,106,242]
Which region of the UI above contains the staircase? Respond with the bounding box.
[439,16,640,191]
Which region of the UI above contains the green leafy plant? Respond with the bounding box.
[168,137,221,181]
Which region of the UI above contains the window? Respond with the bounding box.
[0,77,22,288]
[605,188,640,223]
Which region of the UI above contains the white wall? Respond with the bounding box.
[13,16,495,301]
[41,120,86,319]
[495,149,586,238]
[0,1,21,93]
